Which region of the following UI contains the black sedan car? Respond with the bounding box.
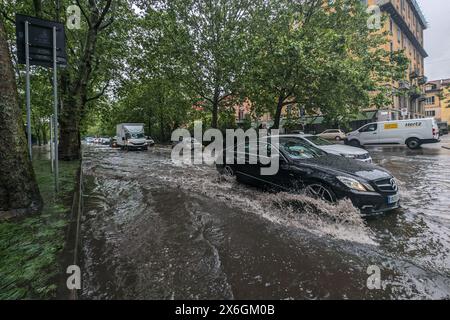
[216,136,400,215]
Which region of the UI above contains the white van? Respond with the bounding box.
[116,123,148,150]
[346,118,440,150]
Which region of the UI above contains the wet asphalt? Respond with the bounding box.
[79,136,450,299]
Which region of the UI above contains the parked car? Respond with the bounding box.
[172,137,203,150]
[317,129,346,141]
[100,137,110,145]
[146,136,155,146]
[215,136,400,215]
[346,118,440,150]
[438,122,448,135]
[85,137,95,144]
[289,130,305,135]
[284,134,372,163]
[110,136,118,148]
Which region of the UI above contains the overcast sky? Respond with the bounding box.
[417,0,450,81]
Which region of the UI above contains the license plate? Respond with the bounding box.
[387,194,399,204]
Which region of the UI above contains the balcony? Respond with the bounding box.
[417,76,428,85]
[399,80,411,90]
[410,69,420,79]
[409,86,423,99]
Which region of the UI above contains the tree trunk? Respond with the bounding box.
[159,112,165,142]
[42,124,48,145]
[211,87,220,128]
[211,103,218,129]
[272,94,285,129]
[58,91,82,160]
[0,19,42,217]
[57,1,112,160]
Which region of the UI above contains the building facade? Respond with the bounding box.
[424,79,450,123]
[367,0,428,121]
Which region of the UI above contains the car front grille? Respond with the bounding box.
[374,178,398,193]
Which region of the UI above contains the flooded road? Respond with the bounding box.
[79,138,450,299]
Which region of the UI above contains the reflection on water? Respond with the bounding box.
[79,142,450,299]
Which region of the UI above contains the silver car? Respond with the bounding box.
[317,129,346,141]
[289,134,372,163]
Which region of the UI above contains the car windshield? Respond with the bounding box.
[130,132,145,139]
[279,137,326,160]
[304,135,333,146]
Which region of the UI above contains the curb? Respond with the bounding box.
[57,153,84,300]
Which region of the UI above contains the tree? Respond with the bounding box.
[147,0,255,128]
[0,17,42,217]
[0,0,128,160]
[57,0,118,160]
[243,0,408,129]
[104,76,193,142]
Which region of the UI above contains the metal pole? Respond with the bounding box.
[50,115,54,173]
[25,21,32,160]
[53,27,59,192]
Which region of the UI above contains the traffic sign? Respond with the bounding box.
[15,14,67,67]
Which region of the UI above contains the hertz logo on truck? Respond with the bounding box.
[405,122,423,127]
[384,123,398,129]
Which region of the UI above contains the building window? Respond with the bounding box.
[397,27,401,44]
[425,96,435,105]
[425,110,436,117]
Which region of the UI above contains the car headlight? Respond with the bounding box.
[337,176,374,192]
[341,154,356,159]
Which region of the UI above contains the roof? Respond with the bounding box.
[377,0,428,57]
[407,0,428,29]
[425,79,450,92]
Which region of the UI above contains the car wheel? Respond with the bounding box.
[335,136,341,141]
[348,139,360,148]
[406,138,421,150]
[305,183,336,203]
[217,164,235,177]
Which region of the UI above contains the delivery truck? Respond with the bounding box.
[116,123,148,151]
[346,118,440,150]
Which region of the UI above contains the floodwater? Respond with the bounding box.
[79,138,450,299]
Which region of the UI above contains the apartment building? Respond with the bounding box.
[366,0,428,121]
[424,79,450,123]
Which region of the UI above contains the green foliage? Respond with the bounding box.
[242,0,408,128]
[0,156,79,299]
[1,0,410,139]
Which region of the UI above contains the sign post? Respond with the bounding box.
[50,115,54,173]
[15,14,67,192]
[24,21,32,160]
[53,26,59,192]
